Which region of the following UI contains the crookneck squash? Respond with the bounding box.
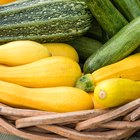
[76,53,140,92]
[0,56,82,87]
[92,78,140,109]
[0,80,93,112]
[42,43,79,62]
[0,40,51,66]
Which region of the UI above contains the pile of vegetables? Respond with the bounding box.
[0,0,140,113]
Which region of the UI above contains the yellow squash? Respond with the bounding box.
[0,56,82,87]
[91,78,140,109]
[43,43,79,62]
[0,80,94,112]
[0,0,16,5]
[0,40,51,66]
[76,53,140,91]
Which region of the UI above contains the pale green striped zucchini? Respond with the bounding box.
[0,0,92,43]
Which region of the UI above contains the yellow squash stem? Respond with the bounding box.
[76,53,140,92]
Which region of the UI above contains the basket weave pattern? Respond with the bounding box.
[0,99,140,140]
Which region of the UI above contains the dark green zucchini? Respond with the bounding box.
[101,30,110,43]
[86,0,128,37]
[0,0,92,43]
[68,36,102,61]
[133,46,140,54]
[84,17,140,74]
[113,0,140,21]
[86,18,103,41]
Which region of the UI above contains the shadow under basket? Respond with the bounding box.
[0,98,140,140]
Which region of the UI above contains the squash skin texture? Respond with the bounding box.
[0,56,82,88]
[92,78,140,109]
[0,80,94,112]
[76,53,140,92]
[42,43,79,62]
[0,40,51,66]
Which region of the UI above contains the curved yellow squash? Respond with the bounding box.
[0,56,82,87]
[0,0,16,5]
[76,53,140,92]
[0,40,51,66]
[92,53,140,83]
[91,78,140,109]
[0,80,94,112]
[43,43,79,62]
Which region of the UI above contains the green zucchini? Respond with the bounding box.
[86,0,128,37]
[0,0,92,43]
[84,17,140,74]
[101,30,110,43]
[86,18,103,41]
[68,36,102,61]
[113,0,140,21]
[133,46,140,54]
[0,0,38,11]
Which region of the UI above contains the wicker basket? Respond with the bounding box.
[0,98,140,140]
